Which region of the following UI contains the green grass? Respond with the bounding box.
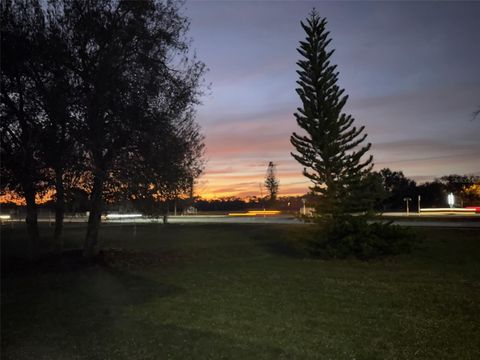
[1,223,480,359]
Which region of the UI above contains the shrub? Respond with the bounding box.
[304,215,417,260]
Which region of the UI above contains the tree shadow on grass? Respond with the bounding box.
[1,245,188,278]
[2,261,183,310]
[252,225,314,259]
[2,265,296,360]
[1,264,184,357]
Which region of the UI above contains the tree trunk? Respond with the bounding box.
[83,171,104,259]
[24,183,39,259]
[54,169,65,251]
[163,203,169,224]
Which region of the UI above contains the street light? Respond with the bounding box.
[447,193,454,208]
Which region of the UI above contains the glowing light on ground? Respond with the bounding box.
[420,208,478,214]
[105,213,143,219]
[228,210,281,216]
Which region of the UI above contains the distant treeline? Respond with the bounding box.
[2,169,479,214]
[367,170,479,211]
[182,170,479,213]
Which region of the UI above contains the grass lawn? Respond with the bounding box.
[1,223,480,359]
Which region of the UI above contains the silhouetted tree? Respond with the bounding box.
[118,108,205,223]
[289,10,416,259]
[377,168,417,210]
[264,161,279,204]
[2,1,88,252]
[53,0,205,257]
[31,3,82,247]
[417,181,445,208]
[1,0,46,256]
[439,174,480,207]
[291,10,373,217]
[362,171,388,211]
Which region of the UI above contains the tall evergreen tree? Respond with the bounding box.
[291,9,373,217]
[290,10,416,260]
[264,161,279,203]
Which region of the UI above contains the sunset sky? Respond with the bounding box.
[184,1,480,199]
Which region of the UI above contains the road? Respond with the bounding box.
[97,215,480,228]
[3,215,479,228]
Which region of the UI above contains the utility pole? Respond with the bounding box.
[403,197,411,216]
[417,195,421,214]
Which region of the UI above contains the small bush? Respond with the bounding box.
[304,215,418,260]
